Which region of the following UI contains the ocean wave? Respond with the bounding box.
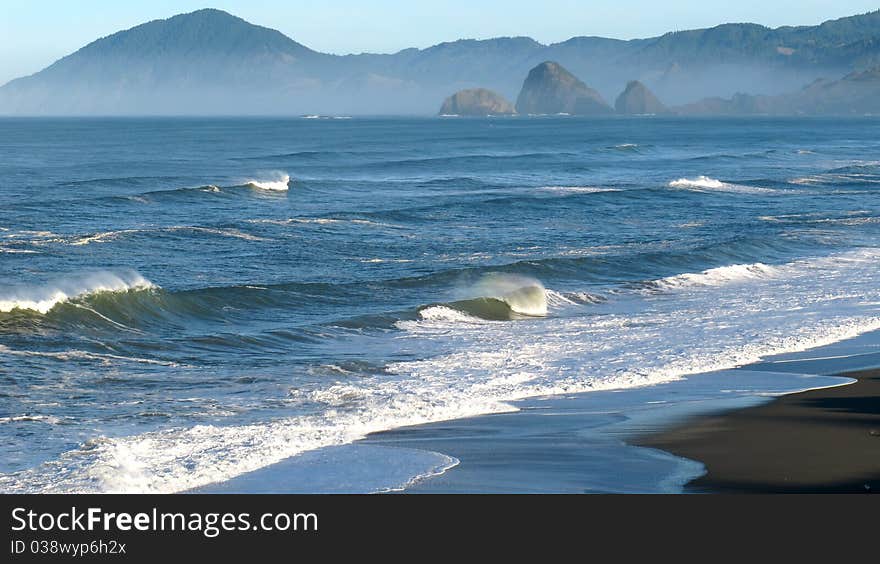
[70,229,142,246]
[118,184,229,201]
[0,270,155,314]
[788,174,880,186]
[414,305,489,324]
[246,217,395,229]
[537,186,622,194]
[647,262,779,291]
[365,152,575,170]
[0,344,178,367]
[246,174,290,191]
[359,258,414,264]
[67,226,267,246]
[669,176,776,194]
[0,277,356,335]
[0,237,796,331]
[0,414,62,425]
[397,274,548,329]
[607,143,641,152]
[546,289,605,306]
[466,274,548,317]
[113,177,291,201]
[299,115,351,120]
[759,213,880,226]
[5,248,880,493]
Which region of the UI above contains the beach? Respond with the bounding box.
[369,331,880,494]
[635,367,880,493]
[195,330,880,494]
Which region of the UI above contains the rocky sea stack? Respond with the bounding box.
[615,80,667,114]
[515,61,613,115]
[438,88,516,116]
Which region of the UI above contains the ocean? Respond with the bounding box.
[1,116,880,493]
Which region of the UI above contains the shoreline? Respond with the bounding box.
[195,331,880,494]
[634,367,880,493]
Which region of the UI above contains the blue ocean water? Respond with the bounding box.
[1,116,880,492]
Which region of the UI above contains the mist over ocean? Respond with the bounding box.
[2,116,880,493]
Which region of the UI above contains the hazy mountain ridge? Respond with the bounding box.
[676,66,880,115]
[2,8,880,115]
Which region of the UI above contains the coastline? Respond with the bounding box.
[634,367,880,493]
[195,329,880,494]
[386,331,880,493]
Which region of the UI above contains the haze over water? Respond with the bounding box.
[2,116,880,492]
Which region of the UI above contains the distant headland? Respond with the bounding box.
[438,61,880,116]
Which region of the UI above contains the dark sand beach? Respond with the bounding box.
[635,367,880,493]
[195,333,880,494]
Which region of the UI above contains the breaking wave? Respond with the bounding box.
[648,262,780,290]
[669,176,776,194]
[247,174,290,191]
[442,274,548,320]
[0,270,155,314]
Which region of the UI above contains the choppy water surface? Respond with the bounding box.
[1,116,879,492]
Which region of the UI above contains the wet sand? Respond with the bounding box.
[196,333,880,494]
[635,368,880,493]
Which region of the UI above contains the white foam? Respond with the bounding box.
[71,229,140,246]
[181,227,267,241]
[5,249,880,493]
[71,227,266,246]
[0,270,155,314]
[789,174,880,186]
[413,306,487,325]
[564,291,605,305]
[360,258,414,263]
[538,186,621,194]
[669,176,776,194]
[247,174,290,191]
[0,345,178,367]
[544,289,579,307]
[246,217,393,229]
[0,415,62,425]
[651,262,779,290]
[760,214,880,226]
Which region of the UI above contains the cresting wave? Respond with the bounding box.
[4,248,880,493]
[247,174,290,191]
[0,270,155,314]
[411,274,548,323]
[668,176,777,194]
[463,274,548,317]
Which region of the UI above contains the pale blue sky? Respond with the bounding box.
[2,1,878,84]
